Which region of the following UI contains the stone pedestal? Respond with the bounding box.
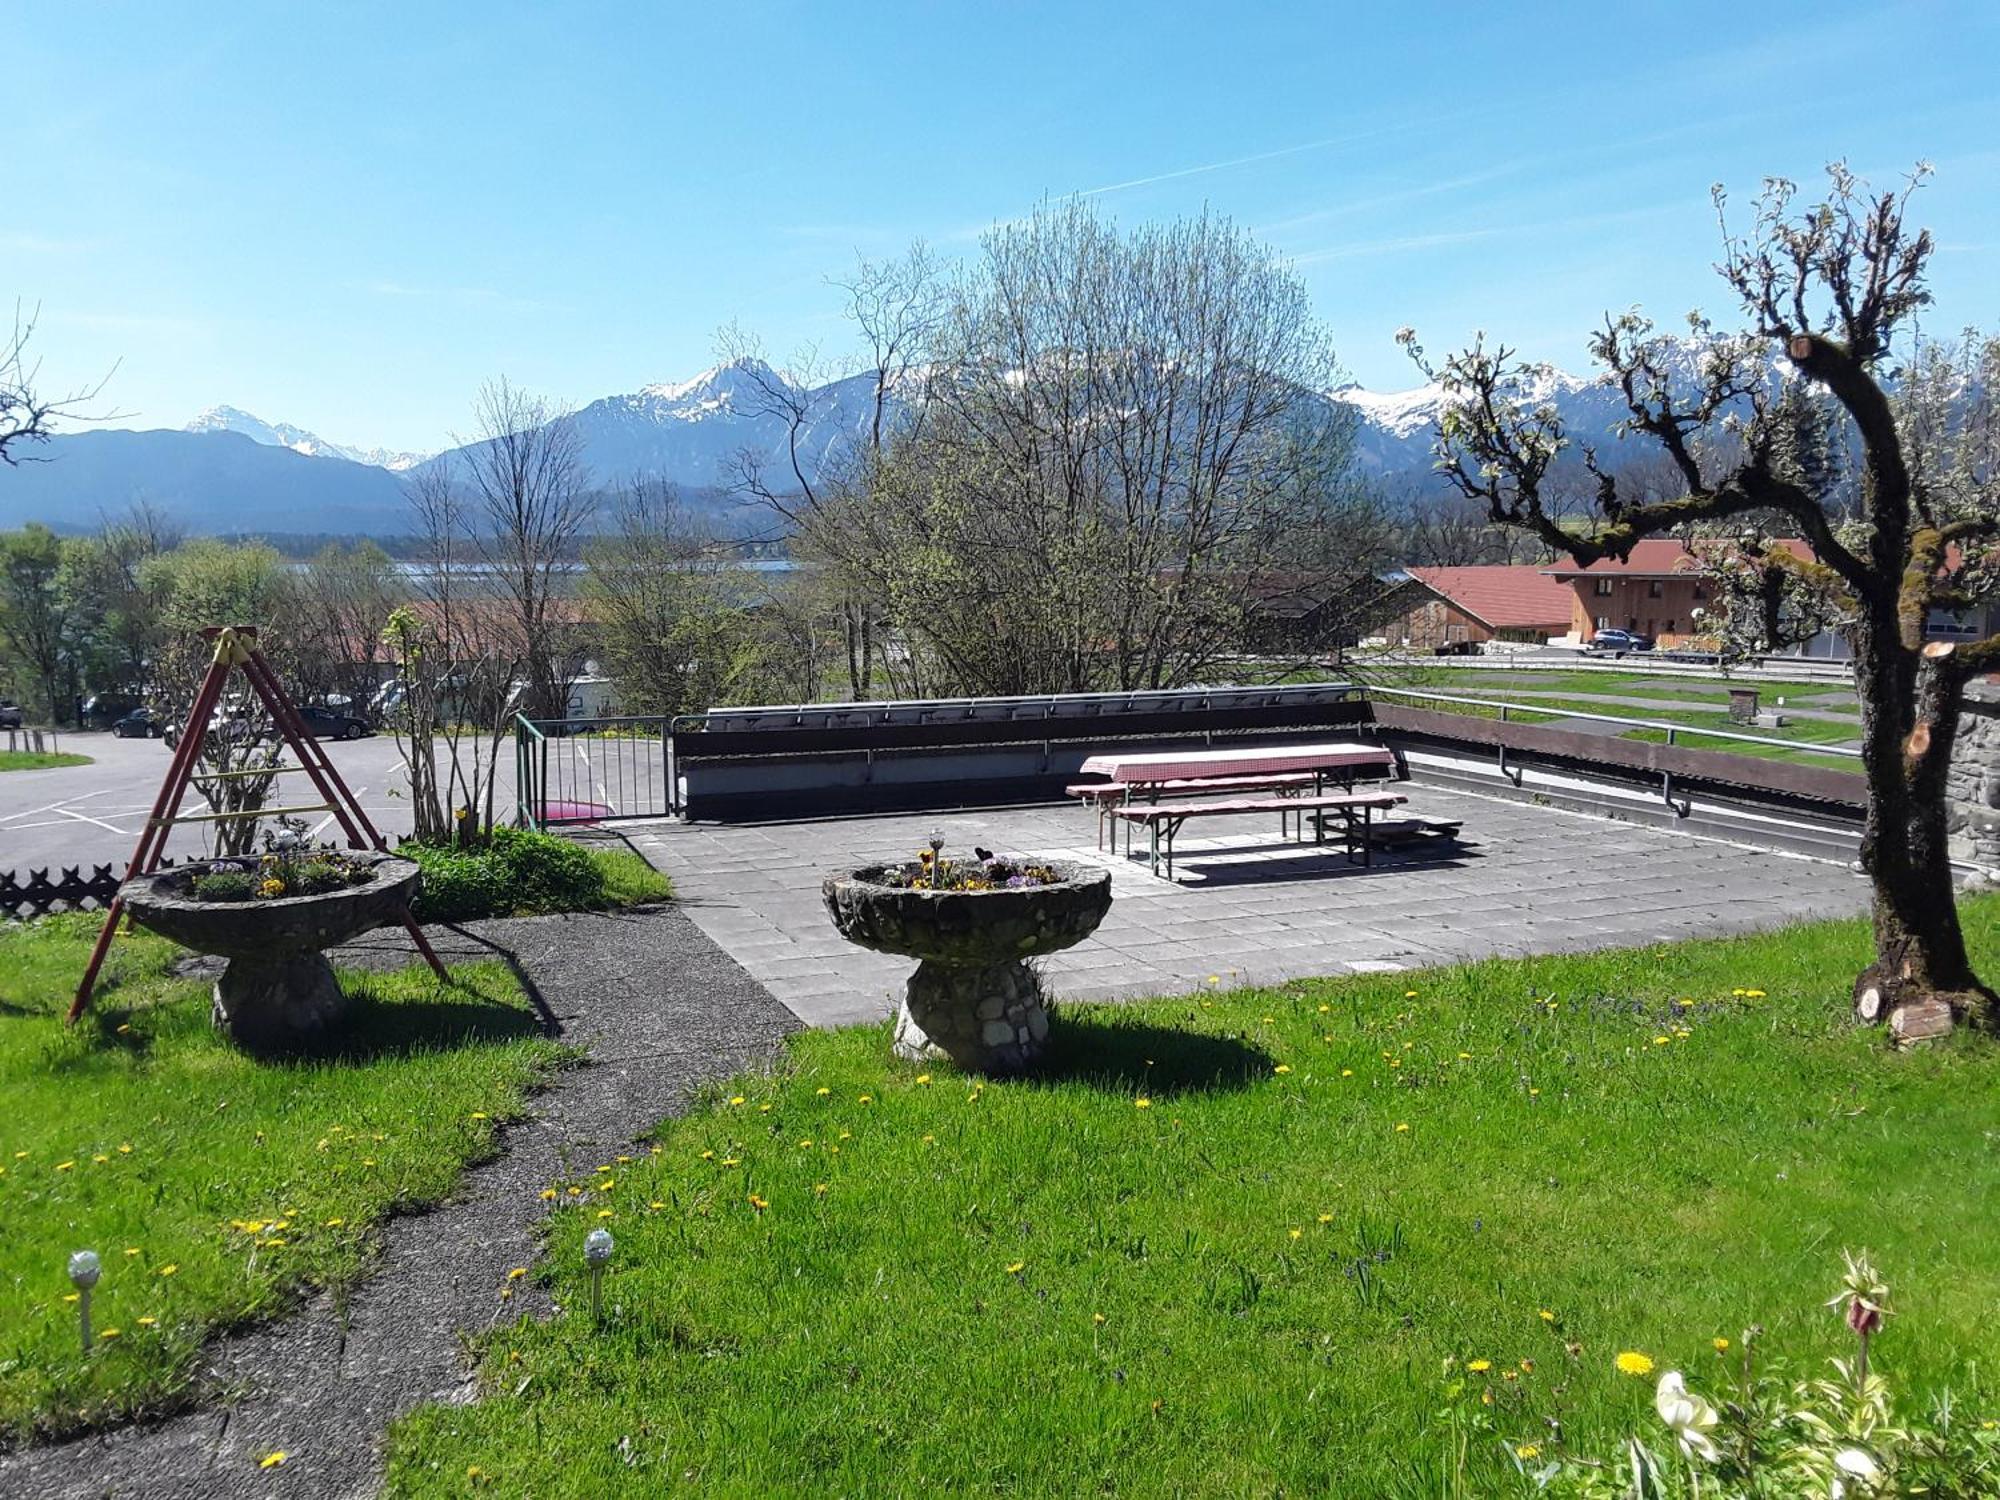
[1947,680,2000,873]
[894,958,1052,1072]
[212,951,352,1051]
[824,860,1111,1076]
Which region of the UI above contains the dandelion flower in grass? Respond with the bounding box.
[1092,1312,1106,1325]
[1652,1036,1671,1046]
[566,1186,582,1197]
[1288,1228,1303,1241]
[1394,1123,1410,1133]
[55,1160,74,1172]
[1515,1443,1540,1460]
[1457,1051,1472,1061]
[260,1451,288,1469]
[721,1157,740,1167]
[815,1087,831,1097]
[124,1246,141,1257]
[93,1153,110,1164]
[1005,1261,1025,1275]
[158,1264,179,1277]
[748,1194,768,1212]
[470,1112,488,1121]
[921,1134,935,1144]
[1466,1359,1492,1373]
[99,1327,121,1340]
[507,1267,527,1281]
[728,1096,745,1107]
[813,1183,828,1196]
[1340,1068,1353,1077]
[799,1139,813,1149]
[538,1189,557,1202]
[649,1200,664,1211]
[1519,1358,1535,1372]
[700,1150,715,1161]
[1134,1098,1152,1110]
[1615,1350,1655,1377]
[1317,1213,1333,1225]
[1272,1064,1292,1075]
[914,1074,932,1086]
[62,1293,79,1304]
[1712,1337,1730,1353]
[1404,990,1418,998]
[325,1217,345,1228]
[857,1094,874,1105]
[1743,988,1766,999]
[137,1316,157,1327]
[596,1209,613,1220]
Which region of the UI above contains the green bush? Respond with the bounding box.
[188,870,255,902]
[405,843,513,923]
[404,829,614,923]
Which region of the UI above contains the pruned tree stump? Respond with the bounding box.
[1887,998,1955,1046]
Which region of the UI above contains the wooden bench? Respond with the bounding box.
[1112,790,1407,880]
[1068,772,1319,849]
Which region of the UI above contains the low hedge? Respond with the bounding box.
[404,828,664,923]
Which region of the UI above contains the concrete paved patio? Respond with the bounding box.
[626,782,1869,1029]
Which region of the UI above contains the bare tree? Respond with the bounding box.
[0,304,118,465]
[459,379,593,720]
[386,458,524,844]
[290,541,401,709]
[583,476,766,716]
[1404,163,1999,1035]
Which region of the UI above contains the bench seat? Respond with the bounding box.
[1112,792,1406,879]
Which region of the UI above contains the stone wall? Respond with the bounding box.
[1948,678,2000,871]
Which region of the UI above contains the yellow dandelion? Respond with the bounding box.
[1288,1228,1303,1241]
[596,1209,613,1220]
[538,1189,557,1201]
[158,1264,179,1277]
[921,1133,935,1144]
[1403,989,1418,998]
[1529,1087,1541,1096]
[1743,988,1766,998]
[1005,1261,1025,1275]
[1317,1212,1333,1224]
[813,1182,828,1196]
[137,1316,157,1327]
[1135,1097,1152,1109]
[92,1153,110,1164]
[1516,1443,1540,1460]
[324,1217,345,1228]
[1652,1036,1670,1046]
[99,1327,121,1340]
[1520,1358,1534,1372]
[1340,1068,1354,1077]
[507,1267,527,1281]
[721,1157,740,1167]
[1538,1309,1556,1322]
[915,1074,932,1085]
[648,1200,665,1210]
[1457,1051,1472,1061]
[55,1160,74,1172]
[699,1149,715,1160]
[1615,1350,1655,1377]
[566,1186,582,1197]
[799,1139,814,1149]
[259,1451,287,1469]
[728,1096,745,1107]
[1394,1122,1410,1133]
[748,1194,768,1211]
[123,1246,141,1257]
[815,1086,831,1096]
[1713,1336,1730,1353]
[470,1112,488,1121]
[1466,1358,1492,1373]
[62,1292,79,1303]
[1272,1063,1292,1075]
[1092,1312,1106,1325]
[857,1094,874,1104]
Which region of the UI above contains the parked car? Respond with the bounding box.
[111,707,164,738]
[297,703,373,740]
[1430,639,1481,657]
[0,699,20,729]
[1588,628,1655,654]
[80,692,144,728]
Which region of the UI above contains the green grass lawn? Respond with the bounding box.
[0,915,563,1444]
[1353,662,1855,707]
[0,751,93,772]
[590,845,674,907]
[388,898,2000,1497]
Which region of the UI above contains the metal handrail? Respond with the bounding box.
[514,714,548,828]
[1366,684,1863,758]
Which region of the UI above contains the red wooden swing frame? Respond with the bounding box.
[69,626,448,1022]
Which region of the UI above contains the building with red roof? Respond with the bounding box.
[1390,565,1575,649]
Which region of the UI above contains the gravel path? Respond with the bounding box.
[0,905,801,1499]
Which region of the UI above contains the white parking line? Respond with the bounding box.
[0,788,115,825]
[54,807,136,837]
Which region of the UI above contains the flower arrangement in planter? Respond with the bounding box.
[823,836,1111,1074]
[186,846,380,903]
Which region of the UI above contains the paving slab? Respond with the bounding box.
[625,783,1868,1028]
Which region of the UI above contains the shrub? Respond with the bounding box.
[188,870,255,903]
[403,829,612,923]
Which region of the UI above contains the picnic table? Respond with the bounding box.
[1071,741,1397,851]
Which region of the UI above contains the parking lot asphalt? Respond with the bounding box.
[0,731,524,874]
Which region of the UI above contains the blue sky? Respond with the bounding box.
[8,1,1997,454]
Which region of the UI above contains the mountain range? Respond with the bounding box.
[0,356,1705,536]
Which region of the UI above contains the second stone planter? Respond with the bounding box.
[822,859,1112,1074]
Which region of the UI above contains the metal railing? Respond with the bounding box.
[1364,685,1862,758]
[515,715,674,829]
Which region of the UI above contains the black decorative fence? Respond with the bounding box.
[0,864,123,921]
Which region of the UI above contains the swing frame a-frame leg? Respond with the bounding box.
[69,626,449,1025]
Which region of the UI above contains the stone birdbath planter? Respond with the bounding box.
[119,851,421,1051]
[822,843,1111,1073]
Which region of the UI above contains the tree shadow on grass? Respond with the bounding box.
[277,988,547,1067]
[1026,1008,1271,1098]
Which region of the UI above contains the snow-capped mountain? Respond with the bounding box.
[186,406,431,472]
[421,358,882,494]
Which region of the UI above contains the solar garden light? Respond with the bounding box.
[927,831,945,888]
[583,1228,614,1328]
[68,1249,101,1353]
